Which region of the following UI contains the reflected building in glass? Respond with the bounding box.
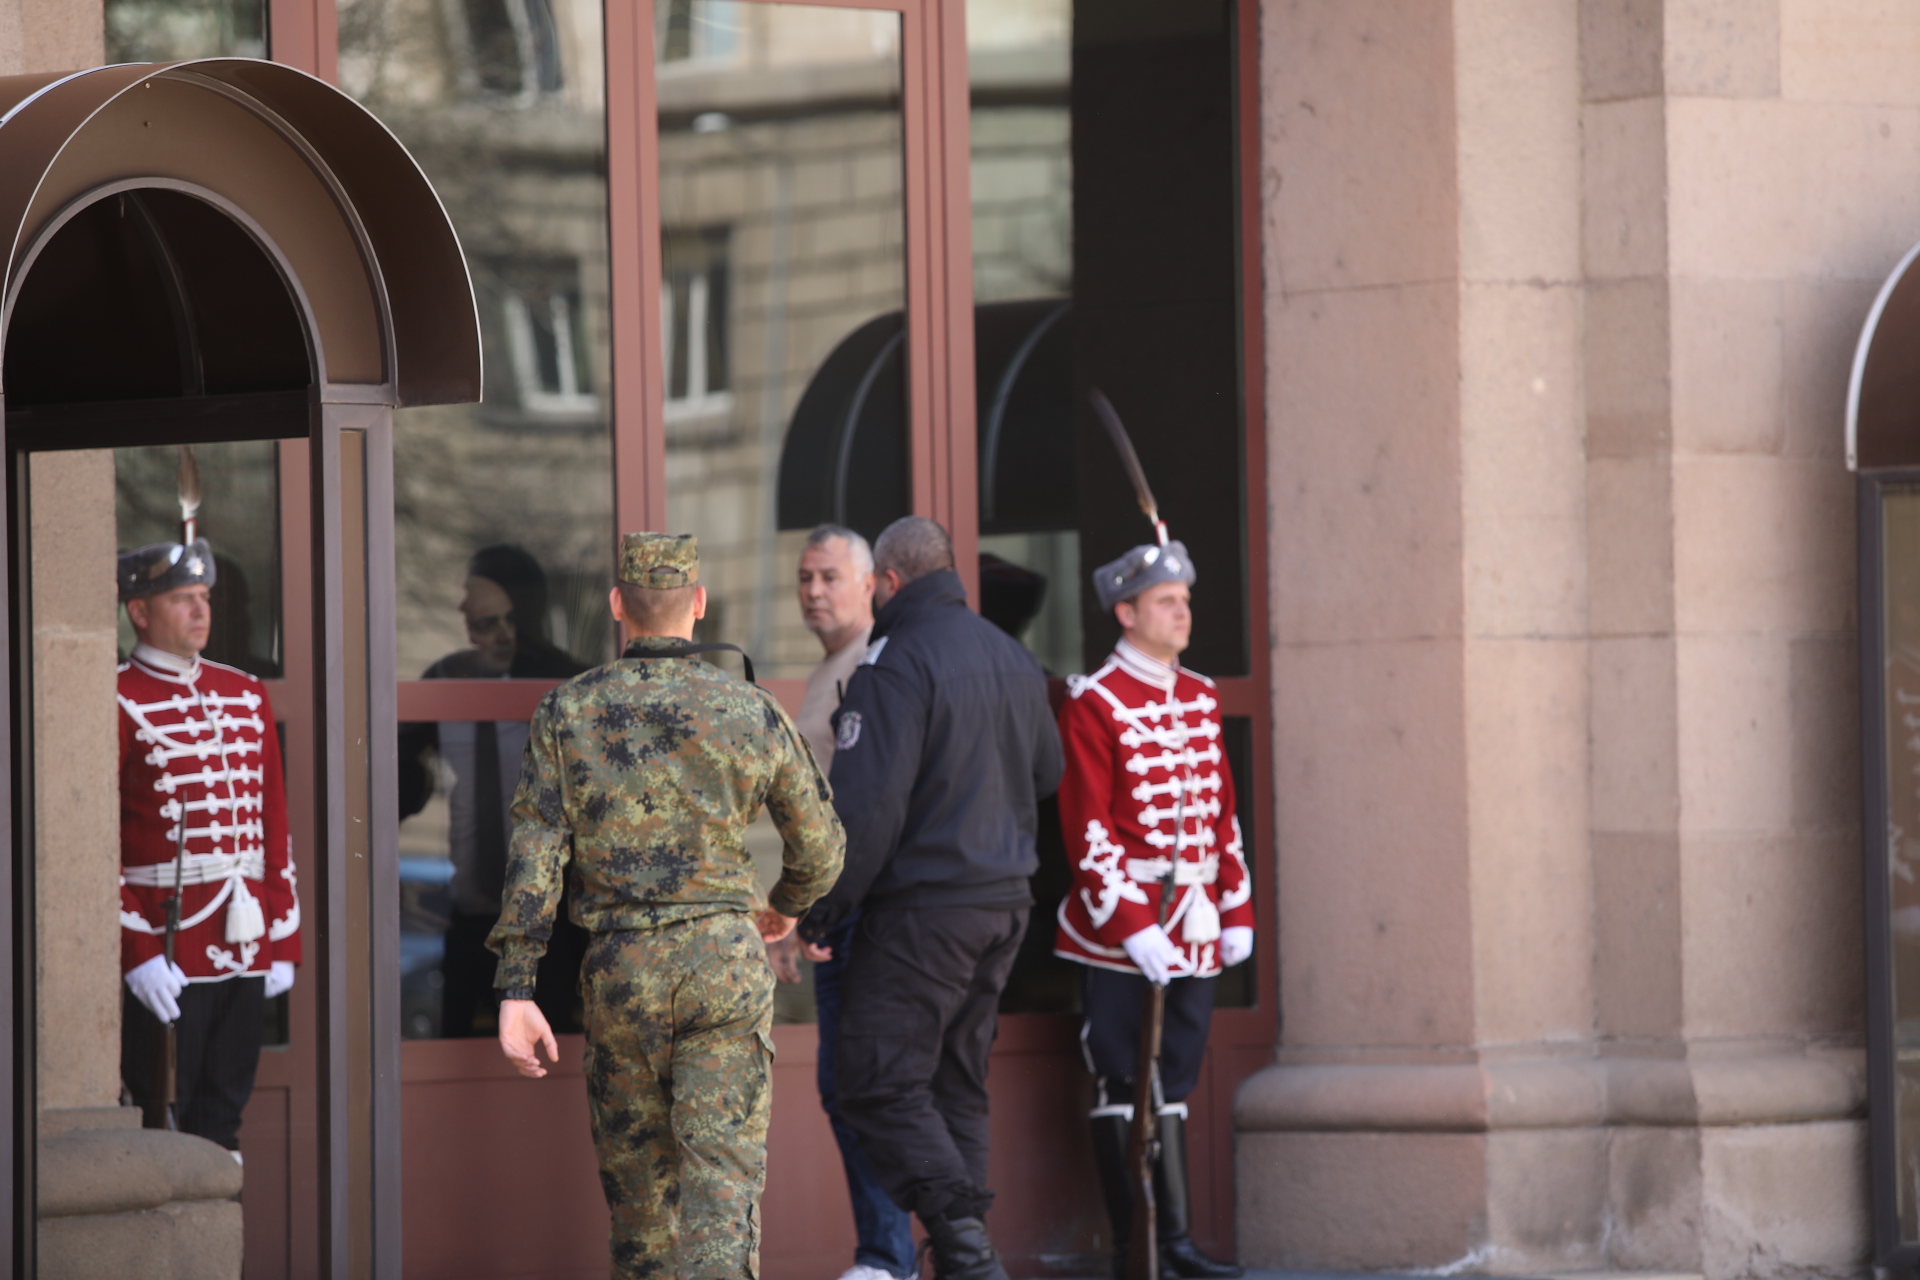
[657,1,909,680]
[339,0,613,1041]
[104,0,266,61]
[968,0,1077,679]
[339,0,617,680]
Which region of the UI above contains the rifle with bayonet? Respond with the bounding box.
[153,446,201,1132]
[1092,388,1181,1280]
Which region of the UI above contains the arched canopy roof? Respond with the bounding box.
[1849,239,1920,471]
[0,59,479,406]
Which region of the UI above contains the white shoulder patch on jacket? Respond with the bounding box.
[860,636,889,666]
[836,711,863,750]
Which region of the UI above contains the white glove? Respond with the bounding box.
[126,955,188,1023]
[264,960,297,1000]
[1219,926,1254,968]
[1122,925,1180,987]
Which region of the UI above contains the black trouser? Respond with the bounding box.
[121,975,265,1150]
[834,904,1028,1224]
[1081,966,1216,1104]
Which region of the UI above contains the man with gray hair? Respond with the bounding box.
[800,515,1063,1280]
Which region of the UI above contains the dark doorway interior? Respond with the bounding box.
[1071,0,1246,680]
[6,188,311,448]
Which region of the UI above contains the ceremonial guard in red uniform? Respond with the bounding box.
[117,481,300,1155]
[1054,533,1251,1279]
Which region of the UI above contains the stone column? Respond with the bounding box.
[1237,1,1887,1274]
[1241,0,1600,1270]
[1586,0,1882,1269]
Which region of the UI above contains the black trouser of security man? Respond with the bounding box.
[1082,968,1242,1280]
[833,904,1028,1227]
[809,558,1064,1280]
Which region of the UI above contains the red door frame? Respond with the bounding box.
[248,0,1273,1273]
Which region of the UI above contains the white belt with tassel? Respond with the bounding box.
[121,850,268,943]
[1124,854,1222,944]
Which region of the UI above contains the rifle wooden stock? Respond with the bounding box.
[157,893,180,1130]
[158,814,184,1132]
[1125,982,1165,1280]
[1126,867,1182,1280]
[156,1022,178,1131]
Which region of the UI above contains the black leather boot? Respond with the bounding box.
[923,1212,1011,1280]
[1088,1106,1136,1279]
[1154,1107,1243,1279]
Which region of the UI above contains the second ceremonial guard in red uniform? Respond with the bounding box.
[1054,533,1251,1280]
[117,485,300,1154]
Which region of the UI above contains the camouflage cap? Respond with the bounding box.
[118,538,217,603]
[619,532,699,588]
[1092,539,1195,612]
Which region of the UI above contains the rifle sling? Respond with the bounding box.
[623,639,756,686]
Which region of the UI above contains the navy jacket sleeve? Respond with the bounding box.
[801,653,929,939]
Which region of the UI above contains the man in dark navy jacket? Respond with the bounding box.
[801,515,1063,1280]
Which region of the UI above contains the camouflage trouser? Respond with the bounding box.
[583,912,775,1280]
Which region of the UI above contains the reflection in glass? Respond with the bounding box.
[969,0,1078,682]
[105,0,265,61]
[969,0,1082,1018]
[397,553,593,1041]
[967,0,1071,305]
[115,441,282,678]
[1885,486,1920,1237]
[339,0,616,679]
[399,720,589,1039]
[660,1,909,680]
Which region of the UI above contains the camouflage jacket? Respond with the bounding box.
[488,636,846,991]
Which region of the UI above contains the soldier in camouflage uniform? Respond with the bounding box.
[490,533,846,1280]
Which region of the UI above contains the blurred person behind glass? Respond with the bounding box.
[399,545,590,1036]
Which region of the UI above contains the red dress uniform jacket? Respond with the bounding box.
[118,648,301,981]
[1052,640,1252,979]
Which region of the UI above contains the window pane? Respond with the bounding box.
[970,0,1078,683]
[398,720,589,1039]
[396,725,813,1035]
[105,0,265,61]
[659,1,910,680]
[339,0,617,679]
[970,0,1246,681]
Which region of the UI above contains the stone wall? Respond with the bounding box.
[1240,0,1892,1274]
[0,0,100,76]
[32,451,123,1110]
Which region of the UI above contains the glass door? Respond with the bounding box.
[1866,476,1920,1267]
[658,0,912,680]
